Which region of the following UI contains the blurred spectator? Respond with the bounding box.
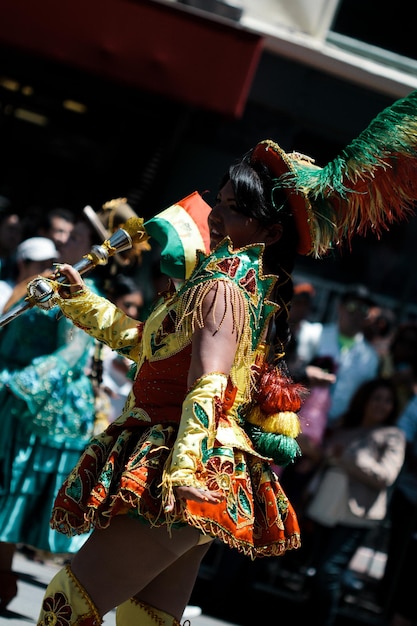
[304,378,405,626]
[0,236,59,314]
[37,207,76,254]
[282,286,379,503]
[383,321,417,412]
[280,288,384,584]
[286,282,323,383]
[364,305,398,377]
[282,283,334,510]
[98,273,144,422]
[0,197,22,282]
[105,273,144,321]
[377,385,417,626]
[312,285,380,429]
[281,354,336,513]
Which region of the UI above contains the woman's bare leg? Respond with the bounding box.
[134,539,213,619]
[70,516,205,616]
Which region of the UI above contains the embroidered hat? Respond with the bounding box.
[251,141,319,256]
[251,89,417,258]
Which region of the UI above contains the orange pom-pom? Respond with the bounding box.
[255,365,306,414]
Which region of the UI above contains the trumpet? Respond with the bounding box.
[0,216,149,329]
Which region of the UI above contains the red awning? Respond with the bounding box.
[0,0,263,118]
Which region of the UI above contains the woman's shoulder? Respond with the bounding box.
[183,239,277,305]
[171,243,279,348]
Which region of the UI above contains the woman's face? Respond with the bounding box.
[114,291,143,320]
[208,180,273,250]
[0,213,21,254]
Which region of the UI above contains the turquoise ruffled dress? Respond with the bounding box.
[0,279,99,553]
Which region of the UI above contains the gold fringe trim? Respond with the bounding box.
[52,504,300,560]
[176,279,245,335]
[174,279,254,400]
[179,509,301,560]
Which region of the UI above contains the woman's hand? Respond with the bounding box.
[54,263,86,296]
[164,486,225,512]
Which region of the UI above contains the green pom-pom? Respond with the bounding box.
[245,423,301,466]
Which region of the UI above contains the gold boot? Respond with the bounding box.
[116,598,181,626]
[37,564,102,625]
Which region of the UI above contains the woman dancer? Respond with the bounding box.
[34,90,417,625]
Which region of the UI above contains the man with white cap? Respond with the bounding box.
[0,236,59,314]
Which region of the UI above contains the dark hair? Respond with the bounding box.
[340,378,399,428]
[389,321,417,377]
[0,196,13,218]
[340,285,374,307]
[223,151,299,362]
[40,207,76,231]
[105,273,142,302]
[364,306,397,342]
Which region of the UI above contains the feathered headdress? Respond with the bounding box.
[251,89,417,257]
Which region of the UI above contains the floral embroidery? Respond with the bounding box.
[39,588,100,626]
[40,591,72,625]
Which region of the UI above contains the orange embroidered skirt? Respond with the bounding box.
[50,353,301,559]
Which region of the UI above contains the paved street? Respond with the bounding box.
[1,551,240,626]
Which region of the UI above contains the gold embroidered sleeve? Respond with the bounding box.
[162,372,228,494]
[57,289,143,360]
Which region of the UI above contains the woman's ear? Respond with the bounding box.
[265,223,283,246]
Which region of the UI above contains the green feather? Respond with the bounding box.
[282,90,417,256]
